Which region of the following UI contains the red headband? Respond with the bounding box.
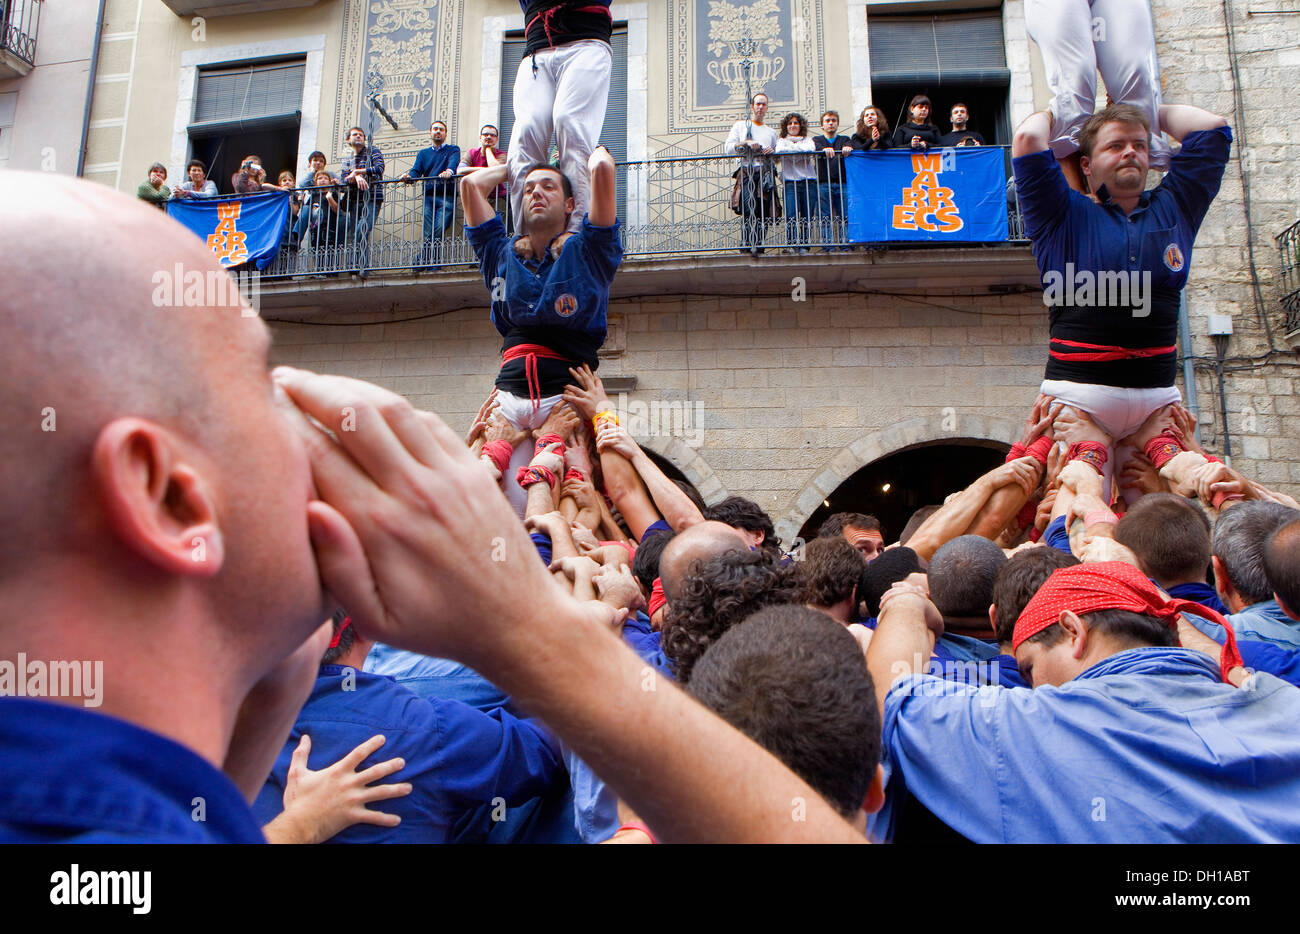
[328,616,353,649]
[1013,562,1244,683]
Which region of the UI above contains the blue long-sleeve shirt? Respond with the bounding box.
[1013,126,1231,387]
[880,647,1300,843]
[0,697,264,843]
[408,142,461,198]
[253,665,561,843]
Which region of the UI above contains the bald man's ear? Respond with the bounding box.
[92,418,224,577]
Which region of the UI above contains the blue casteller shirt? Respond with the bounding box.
[467,212,622,396]
[1186,597,1300,651]
[409,142,461,198]
[883,647,1300,842]
[1013,126,1231,388]
[1166,580,1228,616]
[253,666,561,843]
[0,698,264,843]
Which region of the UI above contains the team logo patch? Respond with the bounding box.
[554,293,578,317]
[1163,243,1185,272]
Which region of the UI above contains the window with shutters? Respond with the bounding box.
[496,27,629,217]
[187,58,307,195]
[867,9,1010,149]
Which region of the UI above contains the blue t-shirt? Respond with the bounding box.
[0,697,264,843]
[1166,580,1228,616]
[253,666,562,843]
[1013,127,1231,387]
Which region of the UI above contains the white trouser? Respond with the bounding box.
[1024,0,1171,168]
[495,389,564,515]
[508,38,613,235]
[1041,379,1182,504]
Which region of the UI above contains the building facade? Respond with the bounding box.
[32,0,1300,540]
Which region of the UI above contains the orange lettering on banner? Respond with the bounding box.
[207,202,250,265]
[891,155,963,233]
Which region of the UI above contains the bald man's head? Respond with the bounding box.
[659,520,751,604]
[0,172,323,668]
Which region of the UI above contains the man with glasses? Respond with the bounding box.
[459,126,511,230]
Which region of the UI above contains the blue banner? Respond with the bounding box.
[845,147,1008,243]
[166,191,290,270]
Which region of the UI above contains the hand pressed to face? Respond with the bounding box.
[272,366,582,666]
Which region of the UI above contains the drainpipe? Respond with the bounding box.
[1177,290,1201,442]
[76,0,107,177]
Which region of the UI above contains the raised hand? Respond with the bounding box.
[562,364,613,422]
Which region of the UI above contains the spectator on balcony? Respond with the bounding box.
[726,92,780,256]
[172,160,218,199]
[940,103,985,147]
[136,163,170,210]
[340,126,386,275]
[231,155,279,195]
[291,152,332,247]
[458,126,509,224]
[890,95,943,152]
[402,119,462,266]
[299,169,343,263]
[812,110,855,251]
[851,106,891,153]
[775,112,816,254]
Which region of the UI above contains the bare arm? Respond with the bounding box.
[907,460,1040,562]
[1012,110,1053,159]
[274,366,865,843]
[587,145,617,227]
[598,420,704,532]
[460,163,509,228]
[1158,104,1228,143]
[865,583,943,719]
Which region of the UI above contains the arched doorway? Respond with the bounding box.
[798,439,1008,542]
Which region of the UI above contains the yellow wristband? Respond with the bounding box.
[593,410,619,429]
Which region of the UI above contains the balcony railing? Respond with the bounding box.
[1279,218,1300,338]
[239,152,1028,281]
[0,0,40,70]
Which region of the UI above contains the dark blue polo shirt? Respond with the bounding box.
[0,697,264,843]
[1013,126,1231,387]
[468,212,622,397]
[253,665,562,844]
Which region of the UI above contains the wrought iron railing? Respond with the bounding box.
[1278,218,1300,335]
[0,0,41,67]
[234,151,1028,281]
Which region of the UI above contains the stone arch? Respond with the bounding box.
[638,434,729,506]
[776,414,1024,544]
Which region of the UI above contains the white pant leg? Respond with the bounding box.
[1025,0,1099,158]
[510,51,559,233]
[495,390,564,515]
[1090,0,1171,168]
[552,39,613,233]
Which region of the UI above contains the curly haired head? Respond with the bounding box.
[662,547,805,684]
[703,495,781,551]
